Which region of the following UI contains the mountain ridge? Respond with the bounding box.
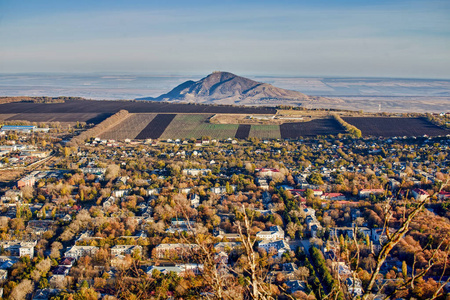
[136,71,340,106]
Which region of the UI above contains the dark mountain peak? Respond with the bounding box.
[136,71,337,106]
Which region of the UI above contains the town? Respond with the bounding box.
[0,123,449,300]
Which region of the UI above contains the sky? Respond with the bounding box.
[0,0,449,78]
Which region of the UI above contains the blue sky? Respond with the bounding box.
[1,0,449,78]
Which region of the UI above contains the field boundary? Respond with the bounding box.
[235,125,251,139]
[135,114,176,139]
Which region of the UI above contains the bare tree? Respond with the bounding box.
[10,279,34,300]
[361,180,450,300]
[235,206,274,300]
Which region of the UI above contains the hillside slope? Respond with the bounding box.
[137,71,339,106]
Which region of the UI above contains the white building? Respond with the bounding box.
[188,194,200,208]
[80,167,106,175]
[147,263,203,277]
[0,241,36,258]
[112,189,130,198]
[412,188,429,201]
[210,185,236,194]
[258,240,290,257]
[64,246,98,260]
[358,189,384,198]
[110,245,142,257]
[256,226,285,241]
[257,168,280,179]
[182,169,211,177]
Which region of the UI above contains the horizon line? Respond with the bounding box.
[0,71,450,81]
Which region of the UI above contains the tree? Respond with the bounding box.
[10,279,34,300]
[402,260,407,280]
[36,258,52,276]
[307,173,324,185]
[286,222,300,239]
[105,164,120,180]
[235,206,274,300]
[360,179,450,300]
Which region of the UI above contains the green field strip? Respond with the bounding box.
[160,114,239,139]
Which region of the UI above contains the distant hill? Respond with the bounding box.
[136,71,340,106]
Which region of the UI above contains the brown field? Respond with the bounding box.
[280,118,346,139]
[0,99,277,114]
[235,125,251,139]
[135,114,177,139]
[0,114,18,121]
[343,117,450,137]
[5,113,112,124]
[99,113,157,140]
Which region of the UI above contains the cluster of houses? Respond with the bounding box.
[0,144,50,169]
[0,133,448,298]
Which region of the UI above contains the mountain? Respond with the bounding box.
[136,71,339,106]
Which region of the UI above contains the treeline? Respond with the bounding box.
[0,96,34,104]
[0,96,86,104]
[24,96,86,103]
[310,247,344,300]
[425,113,450,129]
[69,110,129,146]
[332,114,362,138]
[276,105,356,113]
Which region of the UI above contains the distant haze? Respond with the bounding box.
[0,1,450,78]
[1,73,449,113]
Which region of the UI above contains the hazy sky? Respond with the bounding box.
[1,0,449,78]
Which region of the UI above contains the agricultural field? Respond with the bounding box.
[280,118,346,139]
[343,117,450,137]
[249,125,281,139]
[0,114,18,121]
[235,125,251,139]
[99,113,157,140]
[159,114,239,140]
[0,99,277,115]
[159,114,212,139]
[4,113,112,124]
[135,114,176,139]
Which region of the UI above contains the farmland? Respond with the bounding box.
[135,114,176,139]
[159,114,239,140]
[1,99,448,140]
[0,99,277,115]
[249,125,281,139]
[235,125,251,139]
[4,113,112,124]
[0,114,18,121]
[343,117,450,137]
[99,114,157,140]
[280,118,346,139]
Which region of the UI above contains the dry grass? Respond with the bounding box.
[211,113,312,125]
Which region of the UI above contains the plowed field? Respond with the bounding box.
[280,118,345,139]
[343,117,450,137]
[99,114,157,140]
[135,114,176,139]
